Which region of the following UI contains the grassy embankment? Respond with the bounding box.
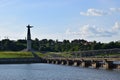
[0,51,72,58]
[0,51,34,58]
[0,51,119,58]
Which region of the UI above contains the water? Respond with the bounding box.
[0,63,119,80]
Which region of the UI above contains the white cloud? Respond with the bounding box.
[110,8,120,12]
[66,22,120,38]
[112,22,120,31]
[80,8,109,16]
[81,25,115,37]
[79,24,93,37]
[80,8,120,16]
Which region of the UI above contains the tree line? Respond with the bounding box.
[0,38,120,52]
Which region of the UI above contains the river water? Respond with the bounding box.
[0,63,119,80]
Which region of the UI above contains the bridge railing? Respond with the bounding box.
[72,48,120,57]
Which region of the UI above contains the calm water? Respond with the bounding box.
[0,63,119,80]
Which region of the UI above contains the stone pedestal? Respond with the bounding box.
[27,40,31,51]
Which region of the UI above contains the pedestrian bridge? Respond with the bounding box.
[44,57,120,70]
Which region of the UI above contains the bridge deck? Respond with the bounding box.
[45,57,120,61]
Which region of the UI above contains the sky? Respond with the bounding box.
[0,0,120,42]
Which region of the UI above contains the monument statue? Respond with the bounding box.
[26,25,33,51]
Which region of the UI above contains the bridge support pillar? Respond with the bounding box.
[55,60,61,64]
[61,60,67,65]
[47,60,52,63]
[91,61,101,68]
[73,60,81,66]
[66,60,74,66]
[81,60,91,67]
[51,60,56,64]
[117,64,120,69]
[103,59,114,69]
[47,60,49,63]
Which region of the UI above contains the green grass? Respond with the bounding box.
[0,51,34,58]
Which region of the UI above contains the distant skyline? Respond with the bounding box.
[0,0,120,42]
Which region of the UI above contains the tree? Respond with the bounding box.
[0,38,120,52]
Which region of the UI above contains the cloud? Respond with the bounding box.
[112,22,120,31]
[80,8,120,16]
[66,22,120,38]
[78,25,111,37]
[110,8,120,12]
[80,8,109,16]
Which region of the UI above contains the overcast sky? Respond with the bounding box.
[0,0,120,42]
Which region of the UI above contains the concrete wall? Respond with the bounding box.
[0,58,42,64]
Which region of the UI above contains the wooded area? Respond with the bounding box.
[0,38,120,52]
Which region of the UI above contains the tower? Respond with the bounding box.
[26,25,33,51]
